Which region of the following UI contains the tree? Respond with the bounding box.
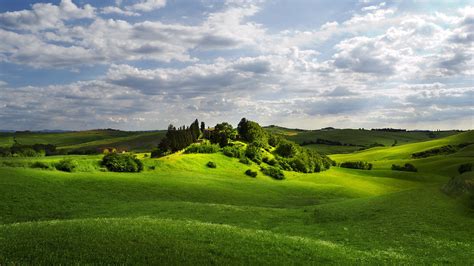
[275,141,298,158]
[237,118,268,145]
[190,119,200,141]
[210,122,237,147]
[200,121,206,133]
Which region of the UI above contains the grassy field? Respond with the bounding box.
[266,126,460,155]
[0,130,165,152]
[0,131,473,264]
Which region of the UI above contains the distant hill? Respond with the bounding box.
[264,126,461,155]
[0,129,165,152]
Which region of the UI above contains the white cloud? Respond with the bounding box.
[0,1,264,68]
[0,0,94,31]
[126,0,167,12]
[101,6,140,17]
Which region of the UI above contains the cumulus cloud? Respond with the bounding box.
[0,1,472,130]
[0,0,94,31]
[126,0,167,12]
[100,6,140,17]
[0,0,263,68]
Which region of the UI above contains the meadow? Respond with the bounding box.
[0,129,473,264]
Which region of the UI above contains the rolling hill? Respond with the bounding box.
[0,130,472,264]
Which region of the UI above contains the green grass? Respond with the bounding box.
[0,131,473,264]
[0,133,14,147]
[0,129,165,152]
[266,126,460,154]
[59,131,165,152]
[304,143,361,155]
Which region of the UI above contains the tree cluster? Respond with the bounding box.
[340,161,373,170]
[411,145,457,159]
[391,163,417,172]
[152,119,201,157]
[208,122,237,147]
[237,118,268,147]
[0,143,57,157]
[101,153,143,172]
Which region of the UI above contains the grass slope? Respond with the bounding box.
[331,131,474,177]
[0,131,473,263]
[266,126,460,155]
[0,129,165,152]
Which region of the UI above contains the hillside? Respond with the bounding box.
[331,131,474,178]
[0,130,165,152]
[0,130,473,264]
[265,126,461,155]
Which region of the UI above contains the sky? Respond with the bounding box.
[0,0,472,130]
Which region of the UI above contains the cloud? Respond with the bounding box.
[321,87,359,97]
[0,0,94,31]
[0,1,264,68]
[126,0,167,12]
[100,6,140,17]
[333,36,398,75]
[0,1,472,130]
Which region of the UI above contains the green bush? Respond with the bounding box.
[261,166,285,180]
[458,163,473,174]
[412,145,458,158]
[222,145,244,158]
[31,161,51,169]
[55,159,77,172]
[275,141,298,158]
[101,153,143,172]
[245,169,258,177]
[262,157,279,166]
[245,143,262,164]
[207,161,217,168]
[184,143,220,154]
[391,163,417,172]
[340,161,373,170]
[239,157,251,165]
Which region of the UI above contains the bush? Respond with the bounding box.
[245,143,262,164]
[262,157,278,166]
[391,163,417,172]
[101,153,143,172]
[412,145,458,158]
[275,141,298,158]
[31,161,51,169]
[207,161,217,168]
[458,163,473,174]
[245,169,258,177]
[184,143,220,154]
[239,157,251,165]
[55,159,77,172]
[340,161,372,170]
[222,145,244,158]
[261,166,285,180]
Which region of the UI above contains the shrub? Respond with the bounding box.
[262,157,278,166]
[245,169,258,177]
[245,143,262,164]
[31,161,51,169]
[268,134,282,147]
[275,141,298,158]
[207,161,217,168]
[391,163,417,172]
[184,143,220,154]
[222,145,244,158]
[55,159,77,172]
[261,166,285,180]
[458,163,473,174]
[412,145,458,159]
[340,161,372,170]
[239,157,251,165]
[101,153,143,172]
